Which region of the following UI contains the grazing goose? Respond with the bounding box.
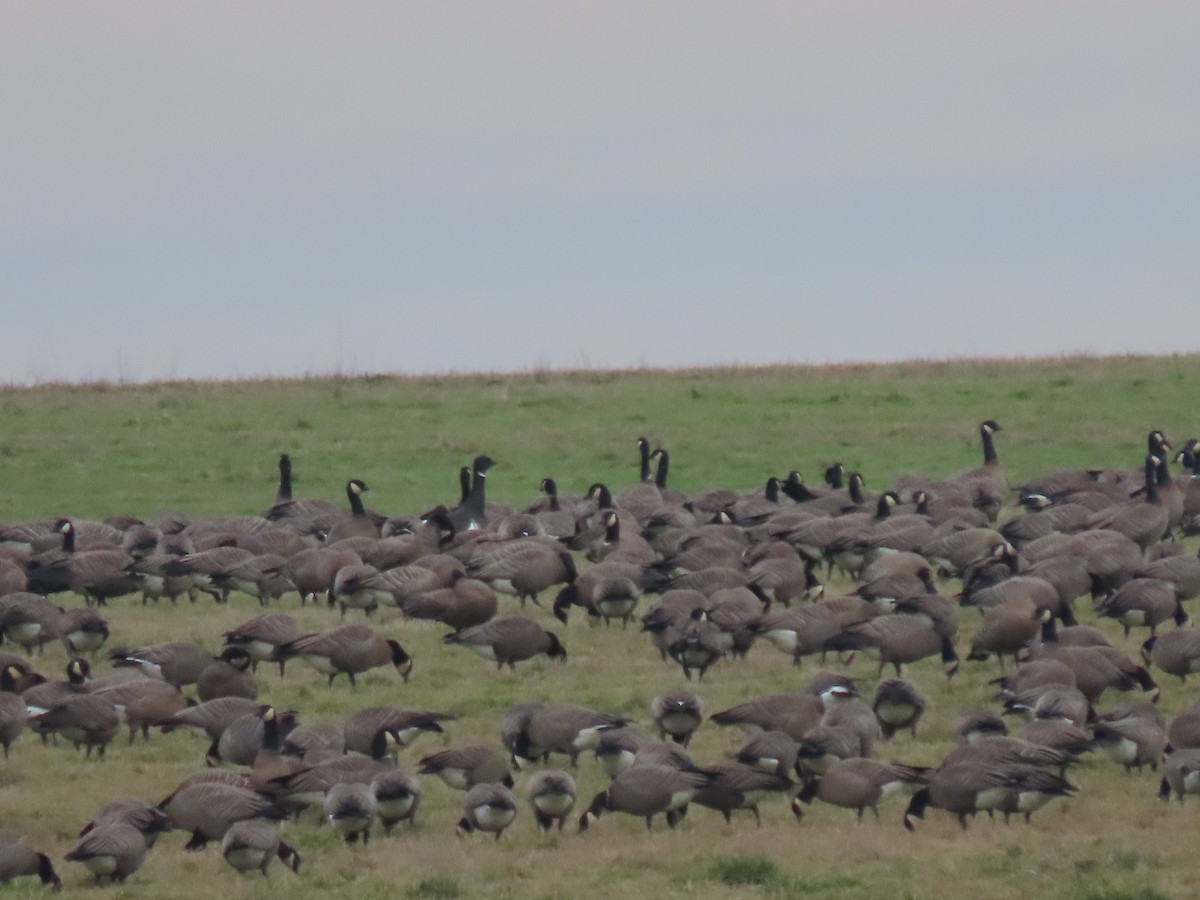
[465,538,577,606]
[31,692,120,757]
[196,646,258,701]
[79,799,170,847]
[824,614,959,679]
[92,677,189,744]
[371,767,423,832]
[442,616,566,671]
[1142,630,1200,682]
[457,783,518,839]
[793,757,928,820]
[324,781,378,845]
[1095,578,1187,638]
[220,819,301,876]
[59,606,110,656]
[286,545,364,607]
[158,782,284,851]
[903,761,1075,830]
[692,762,792,825]
[1091,717,1168,773]
[401,570,498,630]
[161,696,263,744]
[1158,748,1200,802]
[64,822,149,884]
[525,770,577,832]
[418,743,514,790]
[0,829,59,889]
[343,705,455,755]
[578,764,709,832]
[275,624,412,687]
[110,641,215,689]
[0,684,28,757]
[222,612,302,675]
[871,678,926,740]
[509,703,628,766]
[651,689,704,746]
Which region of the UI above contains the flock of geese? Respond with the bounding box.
[2,424,1200,888]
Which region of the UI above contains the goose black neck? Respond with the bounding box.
[824,463,844,490]
[459,467,472,504]
[848,475,865,505]
[277,454,293,501]
[638,438,652,482]
[1143,456,1160,504]
[347,483,366,517]
[981,424,999,465]
[764,477,780,503]
[653,450,670,488]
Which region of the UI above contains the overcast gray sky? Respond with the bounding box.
[2,3,1198,385]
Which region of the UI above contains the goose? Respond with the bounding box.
[160,696,263,744]
[735,729,802,780]
[418,743,514,790]
[324,781,378,845]
[91,677,189,744]
[1084,455,1170,551]
[343,705,455,755]
[708,684,852,742]
[275,624,412,687]
[511,703,629,766]
[323,479,385,543]
[666,609,729,681]
[903,760,1075,830]
[692,762,793,825]
[0,829,59,889]
[265,452,339,519]
[64,822,149,884]
[0,592,65,655]
[110,641,215,688]
[78,799,170,848]
[650,689,704,746]
[220,819,301,876]
[1095,578,1187,638]
[1142,630,1200,682]
[442,616,566,671]
[445,456,494,534]
[196,646,258,701]
[371,767,423,832]
[401,571,498,631]
[222,612,302,675]
[1092,717,1168,773]
[592,728,654,778]
[824,614,959,679]
[59,606,110,656]
[578,764,709,831]
[871,678,926,740]
[1158,747,1200,802]
[966,604,1046,670]
[525,770,577,832]
[158,782,284,851]
[553,559,645,625]
[465,538,577,606]
[793,757,928,820]
[285,545,364,607]
[457,783,518,839]
[31,692,119,757]
[0,686,27,757]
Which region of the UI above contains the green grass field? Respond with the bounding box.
[1,354,1198,899]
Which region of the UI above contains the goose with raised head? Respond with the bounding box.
[1085,455,1171,551]
[445,456,494,534]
